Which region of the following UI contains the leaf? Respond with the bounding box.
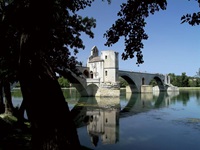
[181,15,186,20]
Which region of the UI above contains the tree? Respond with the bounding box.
[196,78,200,87]
[195,68,200,78]
[1,81,15,115]
[181,1,200,26]
[58,77,70,87]
[0,83,3,112]
[1,0,200,149]
[119,77,128,87]
[104,0,167,64]
[188,77,200,87]
[169,73,191,87]
[168,73,178,86]
[180,72,189,87]
[0,1,19,115]
[149,79,158,86]
[1,0,96,149]
[104,0,200,65]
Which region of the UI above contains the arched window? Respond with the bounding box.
[105,71,108,76]
[90,71,93,79]
[142,78,145,85]
[83,70,89,78]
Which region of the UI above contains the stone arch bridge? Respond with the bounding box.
[62,67,178,97]
[118,70,168,93]
[62,46,178,97]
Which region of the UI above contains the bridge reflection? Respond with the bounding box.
[70,91,179,146]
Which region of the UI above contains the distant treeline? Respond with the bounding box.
[168,73,200,87]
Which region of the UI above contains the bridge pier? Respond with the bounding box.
[141,85,153,93]
[126,85,154,93]
[95,87,120,97]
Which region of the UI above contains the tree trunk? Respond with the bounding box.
[19,45,80,149]
[17,98,26,123]
[4,81,14,115]
[18,0,81,145]
[0,81,5,114]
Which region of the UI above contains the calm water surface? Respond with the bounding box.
[12,88,200,150]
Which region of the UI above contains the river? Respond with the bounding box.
[11,88,200,150]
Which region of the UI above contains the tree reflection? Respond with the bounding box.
[176,91,190,106]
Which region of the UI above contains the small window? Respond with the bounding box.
[90,71,93,78]
[105,55,107,59]
[105,71,107,76]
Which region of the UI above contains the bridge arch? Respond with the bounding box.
[86,84,98,97]
[61,71,89,97]
[118,70,167,93]
[147,76,165,92]
[119,74,140,93]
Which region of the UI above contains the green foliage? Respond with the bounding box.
[11,89,22,98]
[104,0,167,64]
[197,78,200,87]
[119,77,128,87]
[168,72,200,87]
[189,78,200,87]
[195,68,200,78]
[181,72,189,87]
[58,77,70,88]
[14,82,20,88]
[0,0,19,83]
[1,0,199,82]
[0,0,199,148]
[149,79,158,86]
[0,114,17,125]
[168,73,177,86]
[0,0,97,81]
[181,0,200,26]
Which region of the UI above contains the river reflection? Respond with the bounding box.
[71,96,120,147]
[70,90,182,149]
[11,89,200,150]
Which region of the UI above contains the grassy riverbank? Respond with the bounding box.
[0,114,31,150]
[179,87,200,90]
[0,114,93,150]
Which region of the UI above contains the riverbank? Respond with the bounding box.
[0,114,93,150]
[179,87,200,90]
[0,114,31,150]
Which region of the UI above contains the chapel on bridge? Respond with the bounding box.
[86,46,119,86]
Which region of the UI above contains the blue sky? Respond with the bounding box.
[77,0,200,77]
